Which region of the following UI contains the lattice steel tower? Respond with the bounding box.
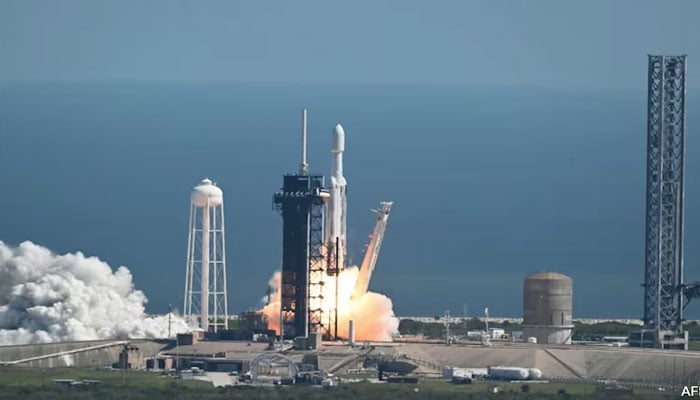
[273,109,329,339]
[643,55,687,341]
[183,178,228,332]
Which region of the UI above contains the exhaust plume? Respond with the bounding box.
[261,266,399,341]
[0,241,191,345]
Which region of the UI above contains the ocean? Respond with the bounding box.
[0,81,698,319]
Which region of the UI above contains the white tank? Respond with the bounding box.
[528,368,542,379]
[523,272,573,345]
[527,337,538,344]
[191,178,223,207]
[488,366,529,380]
[348,320,355,347]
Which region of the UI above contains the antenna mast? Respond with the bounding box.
[300,109,308,175]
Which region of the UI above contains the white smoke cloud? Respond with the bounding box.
[0,241,191,345]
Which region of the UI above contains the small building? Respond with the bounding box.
[628,329,688,350]
[308,332,322,350]
[387,376,419,384]
[601,336,628,343]
[442,367,487,379]
[293,336,308,350]
[489,328,505,339]
[118,344,145,369]
[293,333,321,350]
[177,333,196,346]
[147,357,174,370]
[179,370,193,380]
[322,377,339,387]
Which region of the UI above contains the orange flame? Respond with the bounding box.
[260,267,398,341]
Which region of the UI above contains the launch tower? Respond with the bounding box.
[630,55,688,349]
[273,109,329,339]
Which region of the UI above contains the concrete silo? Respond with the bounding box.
[522,272,573,345]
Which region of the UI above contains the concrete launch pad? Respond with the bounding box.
[3,339,700,384]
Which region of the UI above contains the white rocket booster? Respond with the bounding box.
[327,124,348,269]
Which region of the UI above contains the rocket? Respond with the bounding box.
[327,124,348,270]
[325,121,394,299]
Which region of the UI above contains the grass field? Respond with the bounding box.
[0,367,677,399]
[0,366,210,389]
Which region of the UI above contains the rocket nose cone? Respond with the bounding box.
[333,124,345,152]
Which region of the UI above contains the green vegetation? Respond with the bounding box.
[398,318,523,338]
[0,367,210,389]
[398,319,644,340]
[688,340,700,351]
[398,318,700,343]
[227,318,240,330]
[571,322,639,340]
[685,321,700,340]
[0,368,675,399]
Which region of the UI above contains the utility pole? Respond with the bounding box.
[484,308,489,335]
[168,303,172,340]
[444,310,450,345]
[463,303,468,333]
[334,237,340,340]
[176,335,180,373]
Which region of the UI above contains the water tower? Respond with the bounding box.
[183,178,228,332]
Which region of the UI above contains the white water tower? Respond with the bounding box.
[183,178,228,332]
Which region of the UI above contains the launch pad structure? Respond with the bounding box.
[273,173,326,339]
[272,109,393,342]
[273,109,330,339]
[630,55,689,350]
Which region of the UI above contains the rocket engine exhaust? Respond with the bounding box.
[261,266,398,341]
[262,119,399,342]
[0,241,191,345]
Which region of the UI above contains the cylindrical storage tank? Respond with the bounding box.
[522,272,573,345]
[348,320,355,347]
[488,366,529,380]
[528,368,542,380]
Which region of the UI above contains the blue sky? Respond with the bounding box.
[1,1,700,318]
[1,0,698,88]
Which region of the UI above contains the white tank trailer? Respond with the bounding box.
[488,366,542,381]
[528,368,543,380]
[442,367,488,380]
[348,320,355,347]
